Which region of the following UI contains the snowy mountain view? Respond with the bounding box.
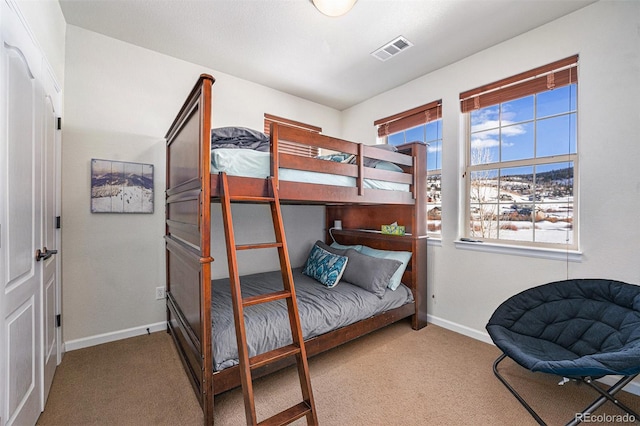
[468,166,573,245]
[91,159,154,213]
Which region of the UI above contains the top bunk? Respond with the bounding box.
[165,74,427,206]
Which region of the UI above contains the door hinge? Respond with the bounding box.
[56,216,61,229]
[56,314,61,328]
[57,117,62,130]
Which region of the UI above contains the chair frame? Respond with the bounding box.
[493,353,640,426]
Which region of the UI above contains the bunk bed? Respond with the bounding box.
[164,74,428,424]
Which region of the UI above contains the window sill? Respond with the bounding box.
[454,239,582,262]
[427,237,442,247]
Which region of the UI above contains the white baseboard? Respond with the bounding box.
[427,314,640,397]
[597,375,640,397]
[64,321,166,352]
[427,314,494,345]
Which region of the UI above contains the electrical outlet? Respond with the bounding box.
[155,287,166,300]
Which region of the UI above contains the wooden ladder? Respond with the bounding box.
[218,172,318,426]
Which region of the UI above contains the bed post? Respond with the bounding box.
[323,142,428,330]
[199,75,214,425]
[270,122,280,189]
[409,142,428,329]
[165,74,215,424]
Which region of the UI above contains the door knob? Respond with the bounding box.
[36,247,58,262]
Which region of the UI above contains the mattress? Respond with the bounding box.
[211,148,410,192]
[211,267,414,371]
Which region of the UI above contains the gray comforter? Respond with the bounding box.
[212,267,414,371]
[211,127,270,151]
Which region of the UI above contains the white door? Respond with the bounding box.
[0,1,44,424]
[40,67,60,407]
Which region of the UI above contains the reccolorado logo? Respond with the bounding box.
[575,413,636,423]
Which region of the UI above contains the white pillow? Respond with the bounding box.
[330,242,363,252]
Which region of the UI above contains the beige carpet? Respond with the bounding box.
[38,321,640,425]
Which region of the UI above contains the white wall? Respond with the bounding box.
[342,0,640,340]
[61,1,640,353]
[62,25,336,344]
[15,0,65,88]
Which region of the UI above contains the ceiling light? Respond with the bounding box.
[312,0,358,17]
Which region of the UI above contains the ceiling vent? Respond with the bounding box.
[371,36,414,62]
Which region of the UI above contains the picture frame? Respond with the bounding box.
[91,159,154,213]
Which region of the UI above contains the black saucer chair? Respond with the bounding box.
[486,279,640,425]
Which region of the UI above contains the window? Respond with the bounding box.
[460,55,578,249]
[264,113,321,157]
[375,101,442,236]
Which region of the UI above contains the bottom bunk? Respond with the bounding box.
[166,220,427,419]
[212,265,414,372]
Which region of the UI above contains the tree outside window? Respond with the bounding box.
[461,56,578,249]
[388,120,442,236]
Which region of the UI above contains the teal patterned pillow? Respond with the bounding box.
[302,243,348,288]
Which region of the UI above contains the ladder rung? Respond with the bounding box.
[258,401,312,426]
[243,290,291,307]
[249,343,301,370]
[229,195,275,203]
[219,172,317,424]
[236,242,282,251]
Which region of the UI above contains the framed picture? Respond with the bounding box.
[91,159,154,213]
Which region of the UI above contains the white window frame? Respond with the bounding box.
[385,120,442,238]
[461,58,579,251]
[375,101,442,238]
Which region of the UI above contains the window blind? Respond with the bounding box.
[374,100,442,138]
[264,113,321,157]
[460,55,578,113]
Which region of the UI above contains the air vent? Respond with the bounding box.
[371,36,414,62]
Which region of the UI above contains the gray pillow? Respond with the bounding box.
[363,143,399,167]
[341,249,402,298]
[374,161,403,172]
[373,143,398,152]
[315,240,346,256]
[360,245,412,291]
[330,241,363,252]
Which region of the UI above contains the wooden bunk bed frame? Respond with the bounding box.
[164,74,428,424]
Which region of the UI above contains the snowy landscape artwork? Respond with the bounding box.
[91,159,154,213]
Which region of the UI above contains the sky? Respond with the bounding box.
[470,84,577,175]
[388,83,577,176]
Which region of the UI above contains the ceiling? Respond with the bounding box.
[58,0,596,111]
